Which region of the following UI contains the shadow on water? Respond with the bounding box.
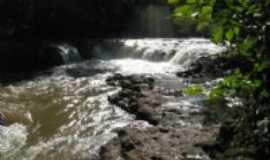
[0,72,51,86]
[65,61,118,78]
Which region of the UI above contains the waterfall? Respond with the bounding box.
[168,39,227,66]
[91,38,227,68]
[57,43,82,64]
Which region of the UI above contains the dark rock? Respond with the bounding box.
[176,55,252,83]
[0,40,68,76]
[106,74,154,90]
[106,73,124,86]
[106,74,161,125]
[0,110,33,126]
[136,105,160,125]
[104,73,222,160]
[0,113,6,126]
[37,44,65,69]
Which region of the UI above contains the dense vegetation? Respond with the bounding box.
[169,0,270,159]
[0,0,169,74]
[0,0,137,38]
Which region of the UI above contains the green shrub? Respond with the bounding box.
[183,85,205,96]
[169,0,270,159]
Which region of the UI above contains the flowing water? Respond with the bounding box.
[0,38,226,160]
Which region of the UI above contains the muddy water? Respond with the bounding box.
[0,38,225,160]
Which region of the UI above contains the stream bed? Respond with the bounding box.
[0,38,226,160]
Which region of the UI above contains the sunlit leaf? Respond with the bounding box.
[212,25,224,43]
[225,29,234,41]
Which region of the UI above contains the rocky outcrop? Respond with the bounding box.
[107,74,160,125]
[100,126,217,160]
[0,41,76,84]
[0,41,64,73]
[0,110,33,126]
[176,55,252,83]
[102,73,220,160]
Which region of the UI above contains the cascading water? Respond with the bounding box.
[92,38,226,69]
[0,38,226,160]
[56,43,82,64]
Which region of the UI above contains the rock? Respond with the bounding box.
[106,73,124,86]
[136,105,160,125]
[99,126,218,160]
[107,74,162,125]
[0,40,69,75]
[37,44,65,69]
[106,74,154,90]
[0,110,33,126]
[0,113,5,126]
[108,90,162,125]
[104,73,221,160]
[176,55,252,83]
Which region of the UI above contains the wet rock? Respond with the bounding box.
[176,55,252,83]
[37,44,65,69]
[107,74,160,125]
[0,113,5,126]
[108,88,162,125]
[106,74,154,89]
[104,73,220,160]
[99,126,218,160]
[106,73,124,86]
[0,110,33,126]
[107,74,203,126]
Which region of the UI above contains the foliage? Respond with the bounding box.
[210,70,262,100]
[0,0,137,38]
[169,0,270,101]
[169,0,270,159]
[183,85,205,96]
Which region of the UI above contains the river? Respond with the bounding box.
[0,38,226,160]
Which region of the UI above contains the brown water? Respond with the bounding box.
[0,38,225,160]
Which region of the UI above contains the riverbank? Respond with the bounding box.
[100,71,221,160]
[99,53,253,160]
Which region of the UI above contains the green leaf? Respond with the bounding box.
[260,89,270,99]
[201,6,213,15]
[174,5,194,17]
[168,0,180,5]
[209,87,224,101]
[212,25,224,43]
[197,22,209,31]
[183,85,204,96]
[225,29,234,41]
[233,26,240,36]
[199,6,212,22]
[187,0,196,4]
[239,36,257,54]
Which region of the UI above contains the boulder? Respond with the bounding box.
[107,74,161,125]
[0,110,33,126]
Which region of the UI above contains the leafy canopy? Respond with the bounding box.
[170,0,270,100]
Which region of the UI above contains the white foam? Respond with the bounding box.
[92,38,226,69]
[0,124,28,159]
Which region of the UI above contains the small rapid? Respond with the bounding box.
[92,38,226,68]
[56,43,82,64]
[0,38,225,160]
